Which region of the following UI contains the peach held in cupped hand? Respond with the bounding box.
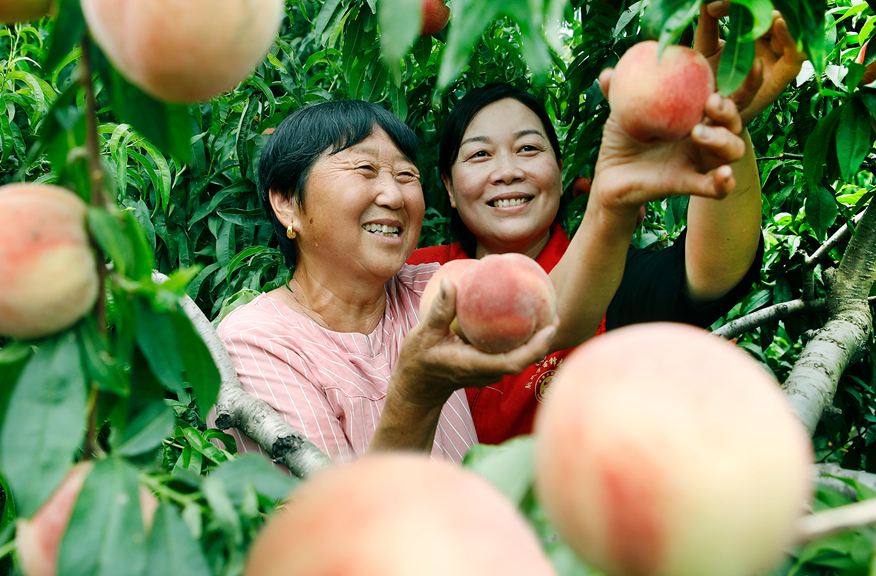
[16,462,159,576]
[608,41,715,144]
[456,253,557,353]
[0,183,99,340]
[81,0,285,103]
[534,322,813,576]
[243,454,557,576]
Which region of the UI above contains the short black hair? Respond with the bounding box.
[439,83,565,258]
[259,100,420,267]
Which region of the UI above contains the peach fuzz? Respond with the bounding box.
[418,259,478,319]
[0,184,98,340]
[244,454,557,576]
[534,323,812,576]
[0,0,52,22]
[455,253,557,353]
[16,462,158,576]
[81,0,285,103]
[608,41,715,144]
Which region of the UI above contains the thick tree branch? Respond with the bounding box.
[712,298,827,341]
[804,212,865,269]
[153,272,333,478]
[783,201,876,436]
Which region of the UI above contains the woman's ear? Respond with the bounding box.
[441,174,457,209]
[269,189,300,233]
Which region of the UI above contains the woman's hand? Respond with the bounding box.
[391,279,558,409]
[590,72,745,221]
[695,1,806,125]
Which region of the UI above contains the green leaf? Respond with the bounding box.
[144,503,211,576]
[716,4,756,97]
[91,42,193,165]
[803,107,841,192]
[169,309,220,416]
[0,343,32,434]
[379,0,421,65]
[44,0,86,72]
[133,297,186,396]
[88,206,134,277]
[0,333,87,518]
[770,0,827,77]
[642,0,698,49]
[58,458,149,576]
[209,453,298,505]
[77,316,129,396]
[714,0,774,41]
[201,476,242,543]
[836,99,872,181]
[463,436,536,505]
[806,184,838,242]
[180,426,226,465]
[114,401,175,456]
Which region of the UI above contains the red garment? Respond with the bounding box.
[408,223,607,444]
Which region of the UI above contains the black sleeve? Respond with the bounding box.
[605,228,765,331]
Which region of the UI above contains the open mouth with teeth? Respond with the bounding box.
[363,223,401,238]
[489,197,532,208]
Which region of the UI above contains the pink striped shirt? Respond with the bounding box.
[216,263,478,465]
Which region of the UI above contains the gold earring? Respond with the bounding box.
[286,225,297,240]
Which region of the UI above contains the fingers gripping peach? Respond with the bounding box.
[608,41,715,144]
[534,323,813,576]
[0,184,99,340]
[244,454,557,576]
[419,254,557,353]
[81,0,285,103]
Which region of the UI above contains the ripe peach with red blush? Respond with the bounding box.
[244,454,556,576]
[0,183,99,340]
[420,0,450,36]
[455,253,557,354]
[608,41,715,144]
[534,323,813,576]
[80,0,285,103]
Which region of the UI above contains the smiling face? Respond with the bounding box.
[445,98,562,259]
[273,127,424,286]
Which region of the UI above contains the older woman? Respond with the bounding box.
[216,100,556,464]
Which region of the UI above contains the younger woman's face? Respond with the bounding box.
[445,98,562,258]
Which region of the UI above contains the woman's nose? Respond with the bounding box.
[375,175,405,209]
[490,153,525,184]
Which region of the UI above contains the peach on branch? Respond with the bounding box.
[420,0,450,36]
[0,0,52,22]
[0,184,99,340]
[80,0,285,103]
[16,462,158,576]
[857,40,876,86]
[608,41,715,144]
[455,253,557,353]
[244,454,556,576]
[534,322,813,576]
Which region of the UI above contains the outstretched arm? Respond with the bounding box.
[686,2,806,302]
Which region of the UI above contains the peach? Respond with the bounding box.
[420,0,450,36]
[418,259,478,319]
[534,323,813,576]
[0,184,98,340]
[455,253,557,353]
[80,0,285,103]
[857,40,876,86]
[608,41,715,143]
[0,0,52,22]
[244,454,557,576]
[16,462,158,576]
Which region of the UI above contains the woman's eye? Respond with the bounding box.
[520,145,540,153]
[468,150,488,160]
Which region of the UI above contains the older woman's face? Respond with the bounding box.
[292,127,424,283]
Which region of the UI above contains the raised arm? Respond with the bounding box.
[686,2,805,302]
